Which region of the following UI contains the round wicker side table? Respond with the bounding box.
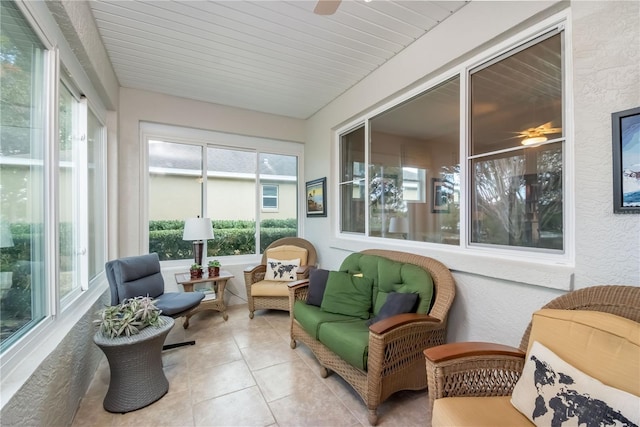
[93,316,174,413]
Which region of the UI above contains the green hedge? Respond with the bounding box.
[148,219,297,260]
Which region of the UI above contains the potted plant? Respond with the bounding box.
[94,296,162,338]
[190,263,202,279]
[208,259,221,277]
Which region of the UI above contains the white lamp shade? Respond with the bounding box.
[182,217,214,241]
[389,217,409,234]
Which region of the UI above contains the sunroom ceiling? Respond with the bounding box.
[87,0,469,119]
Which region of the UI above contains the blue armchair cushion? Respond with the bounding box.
[106,253,164,303]
[155,292,204,316]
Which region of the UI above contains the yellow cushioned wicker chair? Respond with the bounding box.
[244,237,317,319]
[423,285,640,427]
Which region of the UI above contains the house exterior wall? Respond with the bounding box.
[305,0,640,347]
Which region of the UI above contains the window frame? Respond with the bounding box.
[261,184,279,211]
[334,12,574,285]
[140,122,304,261]
[0,0,109,409]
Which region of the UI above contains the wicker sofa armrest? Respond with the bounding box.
[423,342,525,410]
[243,264,266,276]
[369,313,440,335]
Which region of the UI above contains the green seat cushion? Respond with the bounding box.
[294,300,356,339]
[320,271,373,320]
[318,319,370,371]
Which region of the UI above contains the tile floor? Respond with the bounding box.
[72,304,432,427]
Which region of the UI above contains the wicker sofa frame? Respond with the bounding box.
[244,237,317,318]
[424,285,640,413]
[288,249,456,425]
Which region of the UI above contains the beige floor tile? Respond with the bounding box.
[110,391,194,427]
[253,359,327,403]
[267,383,360,427]
[240,339,300,371]
[189,359,256,404]
[73,303,431,427]
[192,386,275,427]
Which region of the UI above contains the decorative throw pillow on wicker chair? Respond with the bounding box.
[265,258,300,281]
[511,341,640,426]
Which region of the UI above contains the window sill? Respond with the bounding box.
[330,236,573,291]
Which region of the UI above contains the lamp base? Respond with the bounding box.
[192,241,204,266]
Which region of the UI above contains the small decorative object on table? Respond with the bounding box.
[208,259,221,277]
[190,263,202,279]
[93,297,174,413]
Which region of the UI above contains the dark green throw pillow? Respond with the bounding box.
[320,271,373,319]
[366,292,418,326]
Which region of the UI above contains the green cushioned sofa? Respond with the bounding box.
[289,249,456,425]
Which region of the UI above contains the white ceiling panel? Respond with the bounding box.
[87,0,469,119]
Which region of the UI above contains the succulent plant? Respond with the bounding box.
[95,296,162,338]
[208,260,221,267]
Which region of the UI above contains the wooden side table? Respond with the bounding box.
[93,316,174,413]
[175,270,234,327]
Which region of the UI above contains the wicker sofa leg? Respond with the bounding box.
[367,409,378,426]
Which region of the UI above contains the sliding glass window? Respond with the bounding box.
[147,132,299,260]
[339,26,565,254]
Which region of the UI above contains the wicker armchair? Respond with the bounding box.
[289,250,456,425]
[424,285,640,423]
[244,237,317,319]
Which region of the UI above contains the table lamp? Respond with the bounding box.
[182,217,214,266]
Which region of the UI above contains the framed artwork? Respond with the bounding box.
[306,177,327,217]
[431,178,453,214]
[612,106,640,213]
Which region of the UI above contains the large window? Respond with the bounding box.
[0,1,107,353]
[470,32,563,250]
[146,128,300,260]
[339,26,565,254]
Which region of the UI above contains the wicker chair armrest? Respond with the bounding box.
[369,313,440,335]
[423,342,526,408]
[243,264,265,275]
[296,265,313,279]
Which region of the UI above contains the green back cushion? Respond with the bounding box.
[340,253,434,315]
[320,271,373,319]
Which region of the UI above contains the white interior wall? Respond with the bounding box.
[305,0,640,347]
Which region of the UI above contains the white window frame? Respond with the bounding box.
[333,11,574,291]
[261,184,279,211]
[140,122,304,262]
[1,0,109,410]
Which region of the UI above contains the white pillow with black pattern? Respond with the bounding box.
[264,258,300,281]
[511,340,640,427]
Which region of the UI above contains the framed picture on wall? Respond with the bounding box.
[306,177,327,217]
[431,178,453,214]
[612,106,640,213]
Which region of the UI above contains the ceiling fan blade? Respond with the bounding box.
[314,0,341,15]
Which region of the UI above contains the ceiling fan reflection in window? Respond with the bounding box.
[517,122,562,146]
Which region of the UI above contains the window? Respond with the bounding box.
[0,0,107,354]
[470,32,564,250]
[0,0,48,351]
[339,26,565,254]
[262,184,279,210]
[146,125,301,260]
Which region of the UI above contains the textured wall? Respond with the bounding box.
[306,1,640,347]
[572,1,640,287]
[0,294,108,426]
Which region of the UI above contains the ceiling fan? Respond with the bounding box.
[516,122,562,146]
[314,0,342,15]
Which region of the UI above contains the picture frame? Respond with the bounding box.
[431,178,453,214]
[612,106,640,214]
[306,177,327,217]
